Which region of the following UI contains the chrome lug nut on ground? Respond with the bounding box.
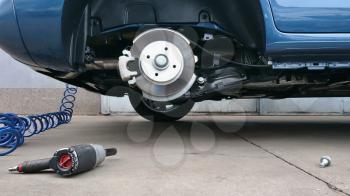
[320,156,332,168]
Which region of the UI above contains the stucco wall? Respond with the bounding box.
[0,50,100,115]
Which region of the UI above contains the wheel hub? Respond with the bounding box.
[139,41,185,85]
[154,54,169,70]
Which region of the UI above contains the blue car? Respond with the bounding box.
[1,0,350,121]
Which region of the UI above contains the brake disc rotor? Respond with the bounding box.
[130,28,196,102]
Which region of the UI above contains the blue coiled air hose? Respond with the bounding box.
[0,84,77,156]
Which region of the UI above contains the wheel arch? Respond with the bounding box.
[90,0,266,51]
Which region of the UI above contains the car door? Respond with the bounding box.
[268,0,350,33]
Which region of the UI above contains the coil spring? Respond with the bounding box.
[0,84,77,156]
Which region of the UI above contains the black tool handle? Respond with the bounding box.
[20,158,52,173]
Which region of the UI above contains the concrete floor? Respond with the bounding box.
[1,116,350,196]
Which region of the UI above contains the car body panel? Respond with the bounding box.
[0,0,34,66]
[14,0,67,70]
[261,0,350,58]
[1,0,350,69]
[268,0,350,33]
[0,0,88,71]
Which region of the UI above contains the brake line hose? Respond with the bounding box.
[0,84,77,156]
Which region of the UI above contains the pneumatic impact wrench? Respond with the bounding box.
[8,144,117,176]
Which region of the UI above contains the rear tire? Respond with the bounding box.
[128,90,194,122]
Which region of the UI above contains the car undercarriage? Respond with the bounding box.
[2,0,350,120]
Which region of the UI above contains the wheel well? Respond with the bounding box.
[89,0,265,51]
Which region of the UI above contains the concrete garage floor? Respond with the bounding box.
[1,116,350,196]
